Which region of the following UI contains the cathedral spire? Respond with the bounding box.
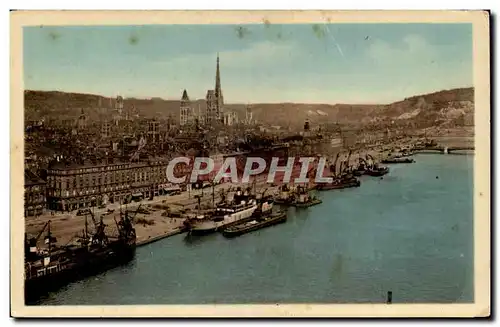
[215,53,221,98]
[181,89,190,101]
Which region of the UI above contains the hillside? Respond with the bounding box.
[24,87,474,128]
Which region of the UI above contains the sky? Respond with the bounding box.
[23,23,473,104]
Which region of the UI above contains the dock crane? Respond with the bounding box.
[330,153,340,178]
[365,153,376,169]
[113,204,140,240]
[88,209,109,247]
[25,220,57,260]
[341,150,353,175]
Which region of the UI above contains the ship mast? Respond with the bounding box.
[47,220,52,255]
[84,214,88,240]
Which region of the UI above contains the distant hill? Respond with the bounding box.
[24,87,474,128]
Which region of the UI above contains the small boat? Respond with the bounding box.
[274,184,294,205]
[315,177,361,191]
[291,185,322,207]
[398,151,415,158]
[365,166,389,176]
[222,211,287,238]
[353,169,365,177]
[381,157,415,164]
[293,198,322,208]
[353,158,367,176]
[275,185,322,207]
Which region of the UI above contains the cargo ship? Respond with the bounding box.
[315,176,361,191]
[222,212,287,238]
[184,187,258,236]
[24,208,138,303]
[222,193,287,237]
[358,154,389,177]
[275,184,322,208]
[365,165,389,176]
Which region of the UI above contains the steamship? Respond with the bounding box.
[24,209,138,303]
[185,188,258,235]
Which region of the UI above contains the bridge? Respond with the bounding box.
[414,146,475,154]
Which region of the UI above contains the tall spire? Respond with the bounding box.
[181,89,190,101]
[215,53,221,98]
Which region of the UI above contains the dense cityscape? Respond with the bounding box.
[23,52,475,306]
[24,54,407,217]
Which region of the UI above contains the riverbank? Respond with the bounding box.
[25,178,282,248]
[36,153,474,305]
[25,136,471,248]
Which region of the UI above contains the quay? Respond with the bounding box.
[137,227,185,247]
[25,138,473,251]
[25,177,282,248]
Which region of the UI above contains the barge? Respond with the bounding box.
[381,157,415,164]
[222,211,287,237]
[275,185,322,208]
[365,166,389,177]
[315,177,361,191]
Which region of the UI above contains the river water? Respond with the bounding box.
[37,153,474,305]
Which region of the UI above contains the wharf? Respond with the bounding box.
[137,227,185,247]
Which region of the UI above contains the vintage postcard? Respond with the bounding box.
[10,10,490,318]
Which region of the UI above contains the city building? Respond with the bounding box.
[45,158,192,211]
[206,54,224,124]
[113,96,124,125]
[193,103,206,126]
[24,170,46,217]
[147,119,160,143]
[166,114,176,131]
[223,111,238,126]
[245,106,253,125]
[76,108,88,131]
[302,119,311,137]
[179,89,193,126]
[101,121,112,139]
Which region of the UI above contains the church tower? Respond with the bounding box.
[215,53,224,116]
[206,54,224,124]
[180,89,192,126]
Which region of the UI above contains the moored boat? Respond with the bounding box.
[274,184,294,205]
[293,198,322,208]
[277,185,322,208]
[186,187,258,236]
[362,153,390,177]
[381,157,415,164]
[315,177,361,191]
[25,207,138,303]
[353,168,365,176]
[365,166,389,176]
[222,211,287,238]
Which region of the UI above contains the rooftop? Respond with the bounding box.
[25,170,45,186]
